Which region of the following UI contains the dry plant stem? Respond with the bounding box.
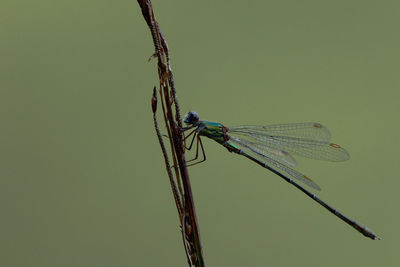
[138,0,205,266]
[158,85,184,198]
[151,87,183,219]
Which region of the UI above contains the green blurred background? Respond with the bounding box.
[1,0,398,266]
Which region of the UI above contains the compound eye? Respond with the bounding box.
[184,111,199,124]
[191,111,199,122]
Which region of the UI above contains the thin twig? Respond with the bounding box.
[158,85,184,198]
[151,87,183,219]
[138,1,206,266]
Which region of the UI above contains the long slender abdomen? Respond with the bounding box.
[236,149,380,240]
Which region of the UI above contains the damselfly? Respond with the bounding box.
[183,111,379,240]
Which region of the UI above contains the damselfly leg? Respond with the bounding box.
[182,127,207,166]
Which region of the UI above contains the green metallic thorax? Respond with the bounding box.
[196,121,241,153]
[197,121,225,143]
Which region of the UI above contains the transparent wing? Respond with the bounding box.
[230,136,297,167]
[230,122,331,143]
[230,136,321,191]
[229,123,349,161]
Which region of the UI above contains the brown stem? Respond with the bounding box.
[138,1,205,266]
[151,87,183,219]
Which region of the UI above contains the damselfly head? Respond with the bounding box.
[184,111,199,125]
